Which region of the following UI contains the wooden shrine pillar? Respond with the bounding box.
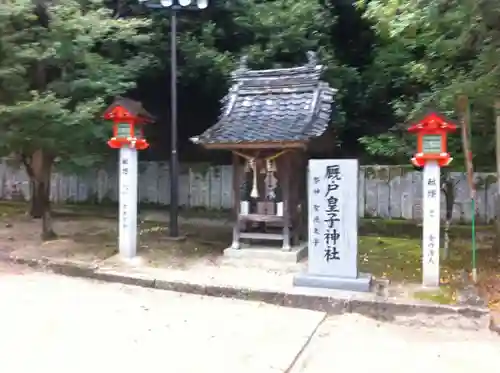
[301,154,308,241]
[290,151,302,245]
[231,152,241,249]
[279,153,291,251]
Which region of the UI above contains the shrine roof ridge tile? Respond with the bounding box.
[193,51,337,146]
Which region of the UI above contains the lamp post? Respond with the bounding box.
[138,0,208,237]
[408,112,457,287]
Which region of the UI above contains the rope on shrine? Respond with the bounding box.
[232,149,291,198]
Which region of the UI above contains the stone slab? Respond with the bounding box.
[224,243,307,263]
[307,159,359,278]
[0,254,491,331]
[293,272,372,293]
[161,235,187,242]
[0,270,326,373]
[118,147,138,259]
[289,314,500,373]
[422,161,441,287]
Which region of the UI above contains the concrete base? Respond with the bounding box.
[119,256,145,266]
[223,243,307,264]
[293,272,372,293]
[162,235,187,242]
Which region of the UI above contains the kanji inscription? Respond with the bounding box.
[308,159,359,278]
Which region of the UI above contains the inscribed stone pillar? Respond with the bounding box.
[293,159,371,292]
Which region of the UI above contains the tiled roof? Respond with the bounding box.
[193,51,336,146]
[104,97,154,121]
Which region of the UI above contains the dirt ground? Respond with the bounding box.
[0,260,30,276]
[0,209,231,268]
[0,202,499,310]
[0,215,118,264]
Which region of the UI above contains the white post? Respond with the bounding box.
[422,160,441,287]
[118,146,138,258]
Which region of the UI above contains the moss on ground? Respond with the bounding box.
[359,236,422,282]
[136,221,230,266]
[0,201,28,217]
[413,286,456,304]
[360,218,492,239]
[359,235,496,278]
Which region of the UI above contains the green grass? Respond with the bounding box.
[359,236,422,282]
[358,235,494,282]
[358,233,500,304]
[0,201,29,216]
[360,218,492,239]
[413,287,456,304]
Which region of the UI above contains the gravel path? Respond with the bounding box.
[0,264,498,373]
[291,313,500,373]
[0,266,323,373]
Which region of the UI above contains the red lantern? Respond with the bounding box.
[102,97,152,150]
[408,112,457,167]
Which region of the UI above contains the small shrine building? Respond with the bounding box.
[191,52,336,252]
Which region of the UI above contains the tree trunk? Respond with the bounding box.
[23,150,56,240]
[39,179,55,241]
[22,154,43,219]
[29,180,44,218]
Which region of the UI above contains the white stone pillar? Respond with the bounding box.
[118,146,138,258]
[422,160,441,287]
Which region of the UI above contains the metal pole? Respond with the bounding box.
[169,10,179,237]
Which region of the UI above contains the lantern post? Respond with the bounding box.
[103,98,151,259]
[408,112,457,287]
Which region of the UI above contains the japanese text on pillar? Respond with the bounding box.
[426,176,438,264]
[121,158,129,230]
[313,164,342,262]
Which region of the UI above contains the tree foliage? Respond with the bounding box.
[2,0,500,236]
[0,0,155,237]
[360,0,500,169]
[0,0,154,167]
